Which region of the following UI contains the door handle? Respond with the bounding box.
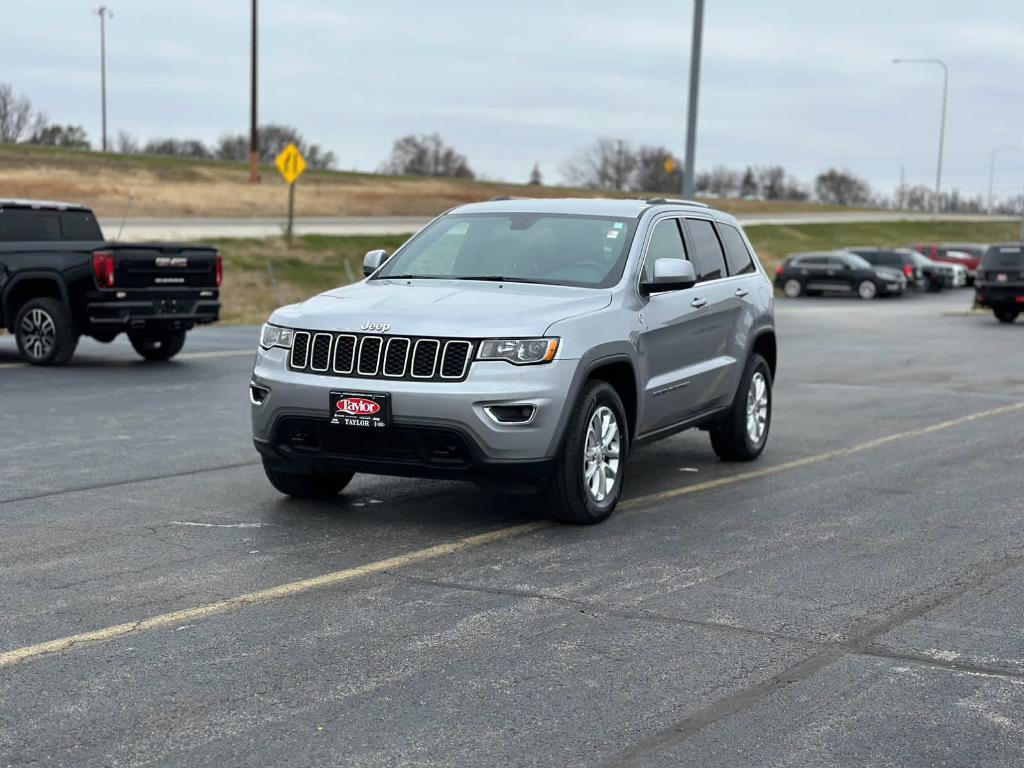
[691,297,707,308]
[735,288,749,298]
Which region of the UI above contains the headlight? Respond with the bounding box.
[477,338,559,365]
[259,323,294,350]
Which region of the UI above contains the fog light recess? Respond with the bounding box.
[484,404,536,424]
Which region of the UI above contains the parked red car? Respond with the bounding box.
[912,243,986,284]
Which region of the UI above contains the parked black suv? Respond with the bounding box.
[975,242,1024,323]
[0,200,221,365]
[775,250,906,299]
[846,247,953,292]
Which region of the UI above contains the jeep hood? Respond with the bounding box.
[270,279,612,337]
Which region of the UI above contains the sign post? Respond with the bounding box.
[274,143,307,245]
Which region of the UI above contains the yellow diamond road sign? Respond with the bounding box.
[275,143,307,185]
[663,156,677,174]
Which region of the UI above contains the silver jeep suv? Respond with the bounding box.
[251,198,776,523]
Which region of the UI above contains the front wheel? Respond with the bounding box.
[129,328,187,361]
[543,380,628,525]
[857,280,878,300]
[994,308,1019,324]
[709,353,772,462]
[262,459,354,499]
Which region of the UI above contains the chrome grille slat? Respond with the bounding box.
[288,332,472,381]
[411,339,440,379]
[358,336,384,375]
[383,337,411,377]
[440,340,473,379]
[310,333,332,372]
[332,334,356,374]
[290,331,310,369]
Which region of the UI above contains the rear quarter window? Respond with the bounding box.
[717,223,756,275]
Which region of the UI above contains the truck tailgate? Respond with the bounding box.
[107,244,220,289]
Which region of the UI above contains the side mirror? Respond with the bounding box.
[640,258,697,295]
[363,249,390,277]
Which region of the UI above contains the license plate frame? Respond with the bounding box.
[329,390,391,429]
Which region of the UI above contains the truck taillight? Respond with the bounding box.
[216,255,223,287]
[92,250,115,288]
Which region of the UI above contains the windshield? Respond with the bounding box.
[374,213,638,288]
[982,245,1024,269]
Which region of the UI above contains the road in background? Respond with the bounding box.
[2,290,1024,766]
[99,211,1022,241]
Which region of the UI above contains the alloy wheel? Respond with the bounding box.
[583,405,621,503]
[19,308,56,360]
[746,371,769,446]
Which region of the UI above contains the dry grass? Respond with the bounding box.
[0,144,865,219]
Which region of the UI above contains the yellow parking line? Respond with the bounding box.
[2,399,1022,670]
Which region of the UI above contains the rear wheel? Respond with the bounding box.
[994,308,1019,324]
[262,458,354,499]
[783,279,802,298]
[710,353,772,462]
[543,380,627,525]
[15,298,78,366]
[129,328,187,361]
[857,280,878,300]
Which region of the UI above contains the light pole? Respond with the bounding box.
[987,145,1018,214]
[892,58,947,216]
[681,0,704,199]
[95,6,112,153]
[249,0,259,183]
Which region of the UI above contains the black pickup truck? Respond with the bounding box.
[0,200,220,365]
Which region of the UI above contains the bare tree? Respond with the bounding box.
[740,167,757,198]
[529,162,543,185]
[28,122,90,149]
[696,165,742,197]
[0,83,34,143]
[115,131,140,154]
[381,133,474,179]
[143,138,213,159]
[215,124,337,169]
[563,138,636,191]
[814,168,872,206]
[632,146,682,193]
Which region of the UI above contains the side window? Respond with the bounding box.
[685,218,727,281]
[718,223,755,275]
[641,218,687,282]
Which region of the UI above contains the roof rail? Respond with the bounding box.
[645,197,710,208]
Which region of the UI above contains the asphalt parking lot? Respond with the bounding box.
[2,288,1023,767]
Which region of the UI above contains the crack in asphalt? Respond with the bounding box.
[382,549,1024,766]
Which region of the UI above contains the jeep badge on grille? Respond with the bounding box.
[361,321,391,332]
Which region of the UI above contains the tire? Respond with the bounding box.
[783,279,803,298]
[15,298,79,366]
[128,328,187,361]
[994,308,1019,324]
[262,458,354,499]
[857,280,878,300]
[709,353,772,462]
[543,380,628,525]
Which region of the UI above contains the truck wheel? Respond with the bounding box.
[994,308,1019,324]
[543,380,628,525]
[709,353,772,462]
[129,329,187,361]
[15,298,79,366]
[262,459,354,499]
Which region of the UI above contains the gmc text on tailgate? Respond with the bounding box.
[0,200,221,365]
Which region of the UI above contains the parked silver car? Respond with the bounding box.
[251,198,777,523]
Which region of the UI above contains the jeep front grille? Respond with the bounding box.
[289,332,474,381]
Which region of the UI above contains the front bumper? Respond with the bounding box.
[251,346,578,472]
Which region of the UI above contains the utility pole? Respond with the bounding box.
[892,58,947,217]
[898,165,905,210]
[249,0,260,183]
[95,6,112,153]
[681,0,704,199]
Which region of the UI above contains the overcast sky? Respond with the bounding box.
[6,1,1024,199]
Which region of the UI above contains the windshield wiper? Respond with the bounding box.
[453,275,538,284]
